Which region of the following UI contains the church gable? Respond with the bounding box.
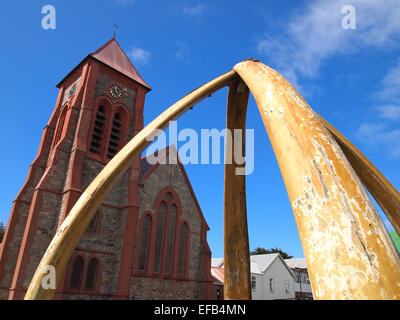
[130,146,212,299]
[139,146,205,234]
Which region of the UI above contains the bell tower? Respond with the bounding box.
[0,38,151,299]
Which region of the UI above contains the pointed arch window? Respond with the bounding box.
[178,223,188,276]
[107,112,122,158]
[86,210,100,233]
[69,256,84,290]
[138,214,152,272]
[90,105,107,154]
[153,201,167,273]
[164,204,177,275]
[85,258,99,291]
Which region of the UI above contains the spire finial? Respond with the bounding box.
[113,24,119,39]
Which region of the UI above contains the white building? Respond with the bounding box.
[284,258,313,300]
[211,253,296,300]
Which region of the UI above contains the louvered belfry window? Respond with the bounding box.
[90,105,106,154]
[107,112,122,158]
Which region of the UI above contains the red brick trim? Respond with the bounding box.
[75,247,112,256]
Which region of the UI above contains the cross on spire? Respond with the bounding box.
[113,24,119,39]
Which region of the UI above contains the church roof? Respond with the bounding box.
[90,38,151,90]
[57,38,151,91]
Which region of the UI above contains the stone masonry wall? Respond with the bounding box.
[130,154,206,299]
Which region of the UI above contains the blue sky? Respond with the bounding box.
[0,0,399,259]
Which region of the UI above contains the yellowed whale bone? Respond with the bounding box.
[25,60,400,300]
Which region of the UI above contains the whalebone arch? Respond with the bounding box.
[25,60,400,300]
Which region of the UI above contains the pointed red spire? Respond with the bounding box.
[90,39,151,91]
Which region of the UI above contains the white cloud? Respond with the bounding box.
[182,3,206,17]
[128,47,150,65]
[256,0,400,160]
[376,105,400,121]
[355,55,400,158]
[256,0,400,87]
[355,122,400,158]
[174,41,190,62]
[376,59,400,103]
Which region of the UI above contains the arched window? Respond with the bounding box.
[177,223,188,276]
[69,256,84,290]
[85,258,99,291]
[164,204,177,275]
[90,105,107,154]
[138,214,152,272]
[87,210,100,233]
[107,112,122,158]
[54,105,68,146]
[153,202,167,273]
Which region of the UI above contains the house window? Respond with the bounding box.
[164,204,177,275]
[138,214,152,272]
[295,271,301,283]
[107,112,122,158]
[251,276,256,290]
[90,105,107,154]
[305,272,310,284]
[177,223,188,276]
[284,280,290,294]
[69,256,84,290]
[153,201,167,273]
[269,278,274,292]
[85,258,99,291]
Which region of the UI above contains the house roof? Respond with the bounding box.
[250,254,280,273]
[57,38,151,91]
[211,254,294,277]
[284,258,308,270]
[250,261,263,275]
[211,267,224,284]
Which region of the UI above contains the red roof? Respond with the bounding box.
[57,38,151,91]
[90,39,151,90]
[211,267,224,284]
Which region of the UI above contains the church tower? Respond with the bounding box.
[0,38,213,300]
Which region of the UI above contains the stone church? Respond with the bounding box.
[0,38,214,300]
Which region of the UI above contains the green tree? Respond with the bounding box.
[0,222,5,243]
[250,247,293,259]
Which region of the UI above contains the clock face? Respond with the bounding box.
[108,84,123,99]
